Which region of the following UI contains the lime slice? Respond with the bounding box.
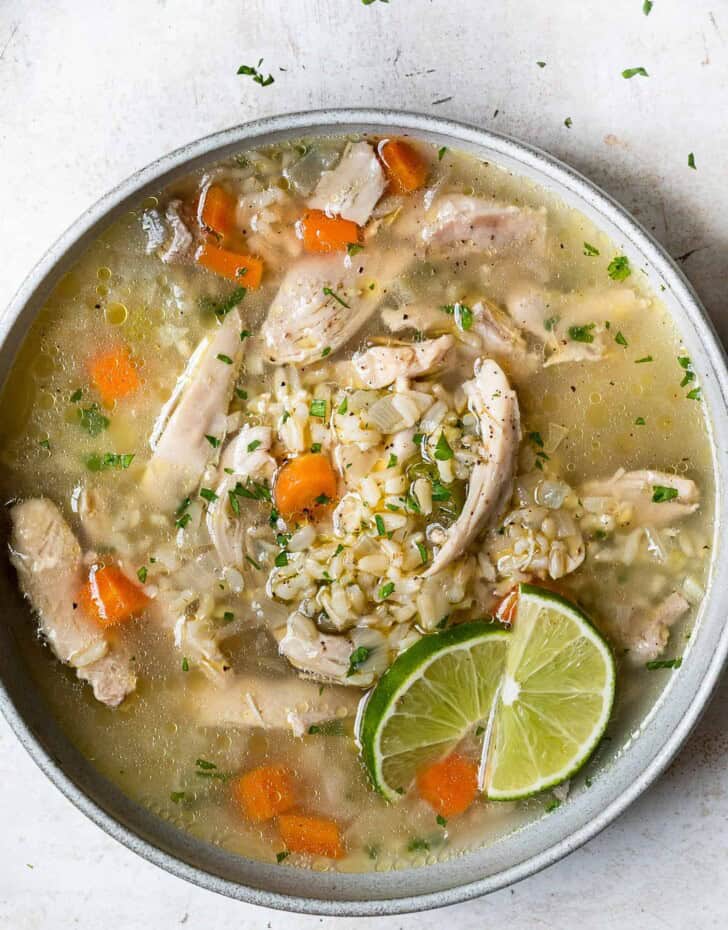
[359,623,508,801]
[486,583,615,800]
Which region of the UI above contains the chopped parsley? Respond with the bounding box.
[235,388,248,400]
[309,398,327,418]
[615,331,628,347]
[274,550,289,568]
[245,554,261,570]
[436,814,448,827]
[378,581,395,600]
[687,387,701,401]
[607,255,632,281]
[375,514,386,536]
[247,439,262,452]
[233,477,272,502]
[216,353,233,365]
[416,541,428,564]
[652,485,679,503]
[70,388,83,403]
[431,480,451,502]
[622,66,649,78]
[635,355,653,364]
[646,657,683,670]
[321,346,332,358]
[536,60,546,68]
[583,242,600,257]
[176,513,191,530]
[181,657,189,672]
[347,646,371,677]
[310,442,322,453]
[38,438,51,450]
[564,117,573,128]
[387,453,398,468]
[137,566,148,583]
[199,487,218,503]
[239,329,251,341]
[199,286,246,317]
[78,404,110,436]
[337,396,348,415]
[407,838,430,853]
[440,302,473,331]
[276,851,289,863]
[544,315,560,332]
[635,416,646,425]
[545,798,561,813]
[438,145,448,159]
[434,431,454,461]
[568,323,596,344]
[643,0,653,13]
[315,493,331,505]
[323,286,350,308]
[85,452,134,471]
[688,151,697,170]
[205,434,221,448]
[529,431,544,447]
[237,59,274,87]
[346,242,363,257]
[170,791,186,804]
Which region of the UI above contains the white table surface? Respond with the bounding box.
[1,1,727,926]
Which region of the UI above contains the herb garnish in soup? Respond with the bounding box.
[1,135,711,871]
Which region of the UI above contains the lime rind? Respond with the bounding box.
[359,623,509,801]
[486,583,615,801]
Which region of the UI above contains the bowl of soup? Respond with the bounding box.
[1,110,727,915]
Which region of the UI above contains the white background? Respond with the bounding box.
[1,1,728,927]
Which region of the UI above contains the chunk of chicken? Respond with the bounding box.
[262,246,420,367]
[278,612,393,687]
[580,469,700,529]
[470,301,540,375]
[610,592,690,664]
[187,674,360,737]
[206,425,276,568]
[352,335,455,389]
[9,499,136,707]
[426,359,521,576]
[308,141,386,225]
[158,200,195,264]
[143,309,244,509]
[422,195,547,256]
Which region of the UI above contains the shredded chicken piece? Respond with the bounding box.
[308,141,386,225]
[143,309,244,509]
[426,359,521,575]
[278,612,389,687]
[206,425,276,568]
[9,499,136,707]
[381,302,449,335]
[470,301,540,375]
[186,674,359,737]
[262,249,410,366]
[422,195,547,256]
[610,591,690,664]
[352,335,455,389]
[580,469,700,528]
[159,200,195,264]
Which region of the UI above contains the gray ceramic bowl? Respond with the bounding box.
[1,109,727,916]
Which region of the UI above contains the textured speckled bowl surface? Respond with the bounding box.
[0,110,727,916]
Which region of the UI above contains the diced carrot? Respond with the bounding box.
[79,564,149,627]
[277,813,344,859]
[200,184,236,238]
[88,346,140,407]
[300,209,360,254]
[494,588,519,625]
[232,765,296,822]
[196,242,263,288]
[274,453,338,521]
[379,139,429,194]
[416,753,479,818]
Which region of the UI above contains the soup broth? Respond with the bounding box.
[0,134,712,871]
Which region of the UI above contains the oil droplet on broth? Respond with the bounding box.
[105,302,128,326]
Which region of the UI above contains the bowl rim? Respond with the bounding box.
[1,108,727,916]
